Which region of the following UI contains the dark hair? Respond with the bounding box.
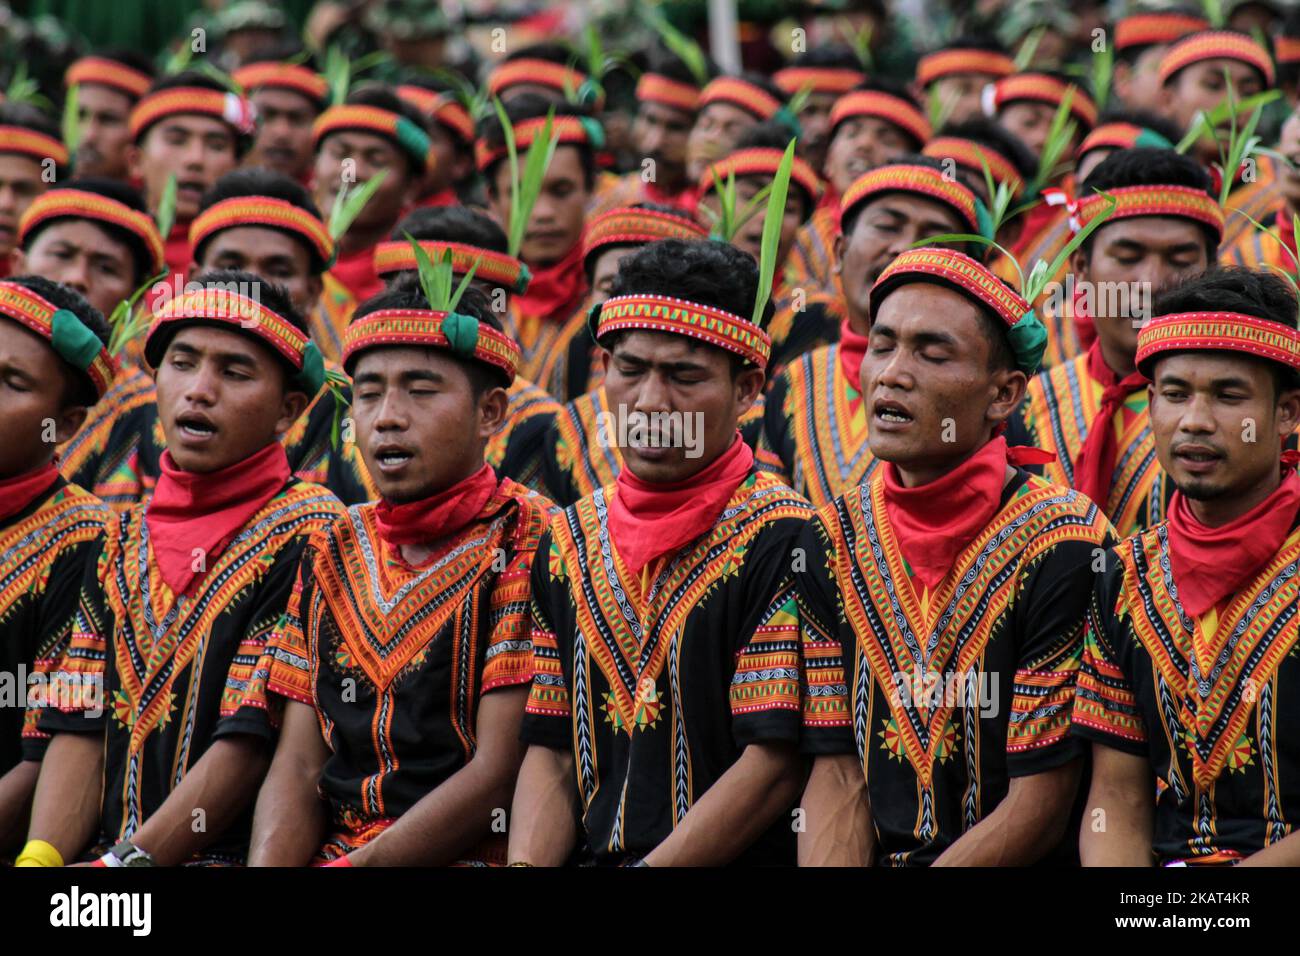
[194,167,329,272]
[603,238,764,375]
[21,177,156,285]
[136,71,254,155]
[502,42,576,66]
[240,41,327,108]
[0,102,63,169]
[1150,267,1300,393]
[831,77,924,146]
[334,83,432,179]
[350,276,510,393]
[146,268,308,388]
[583,202,698,278]
[390,204,509,251]
[976,305,1018,374]
[476,92,597,191]
[644,45,717,86]
[5,274,110,406]
[1282,10,1300,89]
[1079,147,1219,258]
[935,117,1038,180]
[396,70,475,156]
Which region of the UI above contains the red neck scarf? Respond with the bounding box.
[416,187,460,210]
[0,461,60,523]
[1073,341,1147,512]
[608,433,754,575]
[1275,206,1298,272]
[331,244,385,305]
[516,240,589,322]
[373,463,500,548]
[1166,468,1300,619]
[145,442,292,596]
[838,318,869,403]
[816,180,840,214]
[0,253,10,279]
[882,435,1012,592]
[163,222,192,275]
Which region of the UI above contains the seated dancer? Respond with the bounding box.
[1076,268,1300,866]
[64,50,156,183]
[796,247,1115,866]
[326,205,559,501]
[246,272,553,866]
[20,271,344,867]
[1010,148,1223,537]
[759,158,982,508]
[509,238,813,867]
[0,278,113,857]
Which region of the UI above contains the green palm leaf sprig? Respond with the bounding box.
[4,63,52,111]
[1014,26,1047,71]
[700,166,774,243]
[162,41,196,76]
[105,268,168,358]
[422,67,491,121]
[1235,209,1300,302]
[1173,87,1280,156]
[567,24,635,109]
[155,173,179,240]
[1028,86,1080,197]
[927,82,959,134]
[62,84,81,159]
[327,169,390,245]
[405,234,480,317]
[1089,36,1113,113]
[639,8,710,86]
[836,16,875,72]
[194,61,242,95]
[1208,71,1273,207]
[491,99,560,260]
[323,45,391,106]
[324,364,352,450]
[751,140,797,329]
[1199,0,1226,28]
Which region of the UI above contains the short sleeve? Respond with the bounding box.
[1070,558,1149,756]
[481,539,538,695]
[263,554,316,708]
[793,515,854,755]
[520,532,572,749]
[37,534,113,736]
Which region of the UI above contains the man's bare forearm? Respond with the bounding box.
[27,732,104,863]
[798,754,873,866]
[1079,744,1155,867]
[934,758,1082,866]
[507,744,580,866]
[644,742,805,867]
[128,736,270,866]
[0,759,41,851]
[247,702,330,867]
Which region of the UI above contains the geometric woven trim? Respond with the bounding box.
[1114,13,1209,51]
[1158,30,1275,87]
[697,147,823,208]
[915,49,1015,87]
[840,163,979,233]
[341,307,522,380]
[65,56,152,99]
[922,137,1024,197]
[698,76,782,121]
[474,114,594,173]
[487,59,597,106]
[636,73,702,113]
[0,280,116,398]
[149,288,308,368]
[19,188,166,274]
[129,88,256,141]
[582,207,708,262]
[372,240,529,293]
[394,86,475,144]
[0,126,70,167]
[1137,312,1300,374]
[991,74,1098,129]
[232,62,329,104]
[1074,184,1224,241]
[773,66,866,95]
[595,293,772,368]
[188,195,334,268]
[829,90,931,145]
[871,246,1029,331]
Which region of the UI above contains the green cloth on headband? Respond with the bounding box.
[295,340,326,397]
[1008,310,1049,376]
[442,310,480,358]
[1134,128,1174,151]
[515,263,533,294]
[50,308,104,372]
[974,197,994,242]
[576,79,604,110]
[577,116,606,151]
[394,116,432,168]
[774,105,802,139]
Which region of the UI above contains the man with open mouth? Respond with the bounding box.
[1010,147,1225,538]
[759,158,983,508]
[21,270,345,867]
[1076,267,1300,867]
[0,277,113,863]
[796,246,1115,866]
[509,238,813,867]
[245,276,553,867]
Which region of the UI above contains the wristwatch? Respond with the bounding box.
[100,840,156,867]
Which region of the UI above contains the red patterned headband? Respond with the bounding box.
[395,86,475,144]
[1114,13,1209,51]
[698,76,782,121]
[148,287,311,369]
[0,126,69,167]
[915,49,1016,86]
[189,196,334,270]
[129,87,257,141]
[922,137,1024,197]
[830,90,931,146]
[474,114,597,172]
[342,308,522,381]
[1137,312,1300,375]
[19,188,166,274]
[870,247,1044,374]
[840,163,979,233]
[65,56,152,99]
[1278,37,1300,66]
[1159,30,1275,87]
[232,63,329,104]
[372,241,530,293]
[0,280,116,399]
[1073,185,1224,241]
[582,207,708,264]
[312,104,434,171]
[487,59,604,110]
[773,66,866,95]
[698,147,823,208]
[991,75,1097,129]
[635,73,701,113]
[594,293,771,369]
